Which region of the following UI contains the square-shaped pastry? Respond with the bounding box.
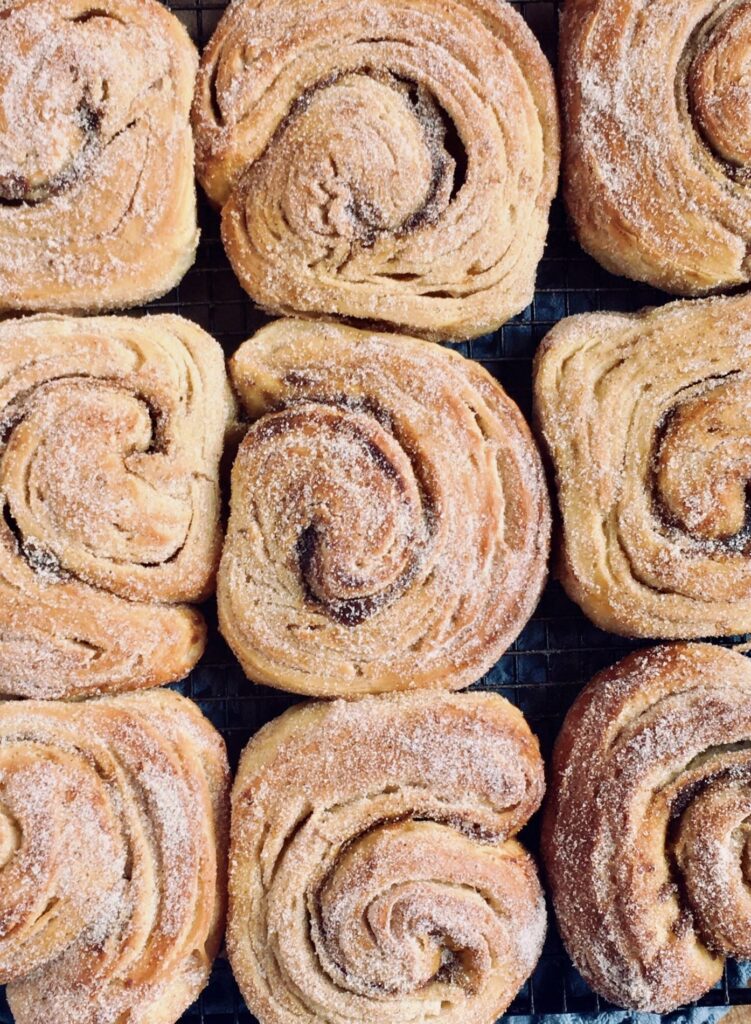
[0,0,199,312]
[192,0,560,342]
[534,293,751,639]
[0,313,235,698]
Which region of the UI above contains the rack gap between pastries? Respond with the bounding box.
[0,313,235,699]
[192,0,560,341]
[219,318,550,696]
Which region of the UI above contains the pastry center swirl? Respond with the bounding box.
[1,378,190,575]
[0,10,165,203]
[251,71,459,250]
[252,403,430,625]
[689,0,751,167]
[653,378,751,542]
[315,824,500,996]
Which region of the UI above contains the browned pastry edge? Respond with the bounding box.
[191,0,559,341]
[543,642,751,1012]
[228,689,546,1024]
[218,318,550,697]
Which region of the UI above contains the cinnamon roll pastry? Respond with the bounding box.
[219,319,550,696]
[543,642,751,1011]
[192,0,560,342]
[534,294,751,639]
[0,688,229,1024]
[229,690,546,1024]
[0,313,234,699]
[561,0,751,295]
[0,0,198,313]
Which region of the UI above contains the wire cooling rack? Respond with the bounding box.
[0,2,747,1022]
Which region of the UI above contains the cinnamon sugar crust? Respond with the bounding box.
[219,318,551,696]
[0,0,199,312]
[0,313,235,699]
[0,688,229,1024]
[534,293,751,639]
[192,0,560,341]
[561,0,751,294]
[543,642,751,1012]
[229,690,546,1024]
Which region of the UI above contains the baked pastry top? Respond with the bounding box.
[219,318,550,696]
[0,688,229,1024]
[0,313,235,699]
[534,294,751,639]
[544,642,751,1011]
[192,0,559,341]
[561,0,751,294]
[229,690,546,1024]
[0,0,199,312]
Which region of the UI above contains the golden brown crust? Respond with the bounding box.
[0,0,199,312]
[229,689,546,1024]
[192,0,559,342]
[533,293,751,639]
[0,313,235,699]
[542,642,751,1012]
[561,0,751,295]
[0,688,229,1024]
[219,318,550,696]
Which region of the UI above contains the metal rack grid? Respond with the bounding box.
[1,1,748,1021]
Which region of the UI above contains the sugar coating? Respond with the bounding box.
[543,642,751,1012]
[0,313,234,699]
[561,0,751,294]
[0,0,199,312]
[192,0,560,341]
[219,319,550,697]
[0,689,229,1024]
[228,689,546,1024]
[534,293,751,639]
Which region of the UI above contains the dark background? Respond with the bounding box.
[2,2,748,1021]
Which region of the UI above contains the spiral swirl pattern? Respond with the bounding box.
[0,313,234,699]
[0,0,198,312]
[192,0,559,341]
[229,690,546,1024]
[562,0,751,294]
[534,294,751,638]
[0,688,229,1024]
[543,642,751,1011]
[219,319,550,696]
